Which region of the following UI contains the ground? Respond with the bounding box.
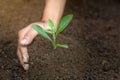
[0,0,120,80]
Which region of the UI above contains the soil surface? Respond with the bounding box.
[0,0,120,80]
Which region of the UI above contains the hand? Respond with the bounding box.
[17,22,49,70]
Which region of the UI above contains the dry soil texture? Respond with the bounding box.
[0,0,120,80]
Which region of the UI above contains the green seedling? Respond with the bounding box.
[32,14,73,49]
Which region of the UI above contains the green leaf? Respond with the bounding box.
[56,43,68,48]
[44,29,53,34]
[48,19,55,31]
[32,24,51,41]
[56,14,73,35]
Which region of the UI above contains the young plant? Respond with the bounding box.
[32,14,73,49]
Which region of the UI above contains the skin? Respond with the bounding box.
[17,0,66,70]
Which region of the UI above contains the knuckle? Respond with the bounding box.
[18,30,24,41]
[18,29,24,36]
[18,30,22,35]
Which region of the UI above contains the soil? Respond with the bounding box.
[0,0,120,80]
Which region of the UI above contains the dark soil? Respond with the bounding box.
[0,0,120,80]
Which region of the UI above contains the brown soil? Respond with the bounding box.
[0,0,120,80]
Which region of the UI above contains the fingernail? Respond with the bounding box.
[23,53,29,63]
[23,64,29,70]
[21,39,28,45]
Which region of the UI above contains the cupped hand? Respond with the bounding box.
[17,22,49,70]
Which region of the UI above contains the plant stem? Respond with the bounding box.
[52,32,56,49]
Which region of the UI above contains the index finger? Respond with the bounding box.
[17,45,29,70]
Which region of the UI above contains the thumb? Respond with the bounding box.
[20,28,38,45]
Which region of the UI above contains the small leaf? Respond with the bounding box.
[48,19,55,31]
[44,29,53,34]
[56,14,73,35]
[56,43,68,48]
[32,24,51,41]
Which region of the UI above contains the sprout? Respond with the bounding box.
[32,14,73,49]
